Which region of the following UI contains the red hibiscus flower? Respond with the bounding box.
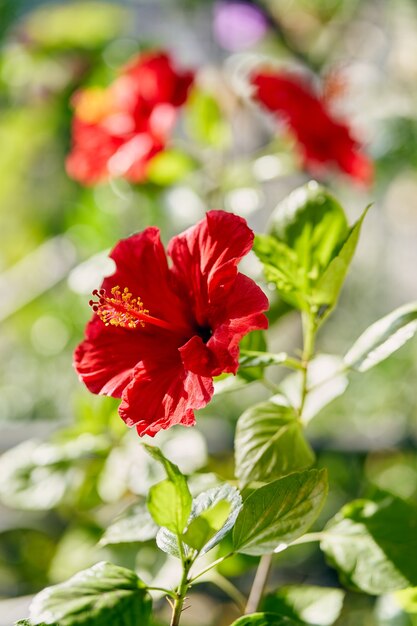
[251,69,373,184]
[66,51,194,185]
[74,211,269,436]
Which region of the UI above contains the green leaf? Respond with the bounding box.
[146,149,196,186]
[144,444,192,534]
[253,234,307,310]
[99,502,158,546]
[229,614,298,626]
[183,500,231,551]
[29,561,152,626]
[321,496,417,594]
[235,401,315,488]
[233,469,328,555]
[344,301,417,372]
[269,182,348,273]
[238,330,269,381]
[240,330,268,353]
[157,483,242,557]
[312,206,369,317]
[255,182,367,320]
[148,479,190,535]
[185,88,231,147]
[262,585,345,626]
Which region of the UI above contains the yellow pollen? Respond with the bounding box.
[89,286,149,329]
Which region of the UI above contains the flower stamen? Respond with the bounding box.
[89,286,148,329]
[89,285,179,333]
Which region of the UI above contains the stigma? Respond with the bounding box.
[89,286,149,329]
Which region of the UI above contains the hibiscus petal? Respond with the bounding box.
[102,227,191,332]
[168,210,255,326]
[74,314,185,398]
[73,317,144,397]
[180,273,269,376]
[119,359,213,436]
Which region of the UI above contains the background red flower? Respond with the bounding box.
[251,69,373,184]
[66,51,194,185]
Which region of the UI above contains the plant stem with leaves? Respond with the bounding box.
[244,310,318,614]
[170,558,192,626]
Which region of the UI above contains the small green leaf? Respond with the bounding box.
[253,234,307,310]
[229,614,298,626]
[148,479,190,534]
[233,469,328,555]
[144,445,192,534]
[157,483,242,557]
[255,183,367,320]
[321,496,417,594]
[269,181,348,273]
[262,585,345,626]
[312,206,369,316]
[29,561,152,626]
[99,501,158,546]
[183,500,231,551]
[344,301,417,372]
[147,149,196,186]
[235,401,315,488]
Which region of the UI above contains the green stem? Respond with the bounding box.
[147,586,177,599]
[189,552,234,584]
[170,560,191,626]
[245,554,273,614]
[290,531,325,546]
[299,312,317,416]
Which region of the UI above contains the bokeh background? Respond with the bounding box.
[0,0,417,624]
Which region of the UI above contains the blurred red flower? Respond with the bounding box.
[251,69,373,184]
[66,51,194,185]
[74,211,269,436]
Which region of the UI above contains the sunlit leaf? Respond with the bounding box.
[233,469,328,555]
[262,585,345,626]
[157,483,242,557]
[344,302,417,372]
[99,501,158,546]
[253,234,307,310]
[312,206,369,317]
[144,444,192,534]
[29,562,152,626]
[321,496,417,594]
[235,401,315,488]
[269,181,348,273]
[254,182,366,321]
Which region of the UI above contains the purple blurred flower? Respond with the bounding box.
[213,1,268,51]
